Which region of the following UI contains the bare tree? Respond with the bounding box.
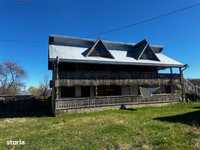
[0,61,26,95]
[39,74,50,97]
[28,75,50,98]
[28,86,39,96]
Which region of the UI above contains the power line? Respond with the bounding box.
[0,1,200,42]
[87,1,200,37]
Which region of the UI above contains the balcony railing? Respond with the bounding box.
[59,71,181,80]
[56,94,181,110]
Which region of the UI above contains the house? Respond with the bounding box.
[48,35,186,113]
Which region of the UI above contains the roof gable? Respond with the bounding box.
[127,39,159,61]
[82,40,114,59]
[126,39,147,59]
[139,44,160,61]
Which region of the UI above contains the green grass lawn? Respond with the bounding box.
[1,103,200,150]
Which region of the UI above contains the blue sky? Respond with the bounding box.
[0,0,199,88]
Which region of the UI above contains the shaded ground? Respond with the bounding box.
[155,109,200,126]
[0,102,200,149]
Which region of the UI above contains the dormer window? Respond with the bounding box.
[82,40,114,59]
[127,39,160,61]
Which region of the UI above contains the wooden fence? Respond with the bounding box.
[0,95,51,116]
[56,94,181,110]
[0,95,34,101]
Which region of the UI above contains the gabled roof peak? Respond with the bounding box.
[82,40,114,59]
[139,44,160,61]
[126,39,148,59]
[126,39,159,61]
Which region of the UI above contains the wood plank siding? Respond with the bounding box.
[55,72,181,87]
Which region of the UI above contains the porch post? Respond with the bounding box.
[95,86,98,96]
[51,62,56,116]
[170,67,174,94]
[56,57,59,100]
[179,67,185,102]
[51,57,59,116]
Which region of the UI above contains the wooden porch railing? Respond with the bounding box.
[184,79,200,97]
[56,94,181,110]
